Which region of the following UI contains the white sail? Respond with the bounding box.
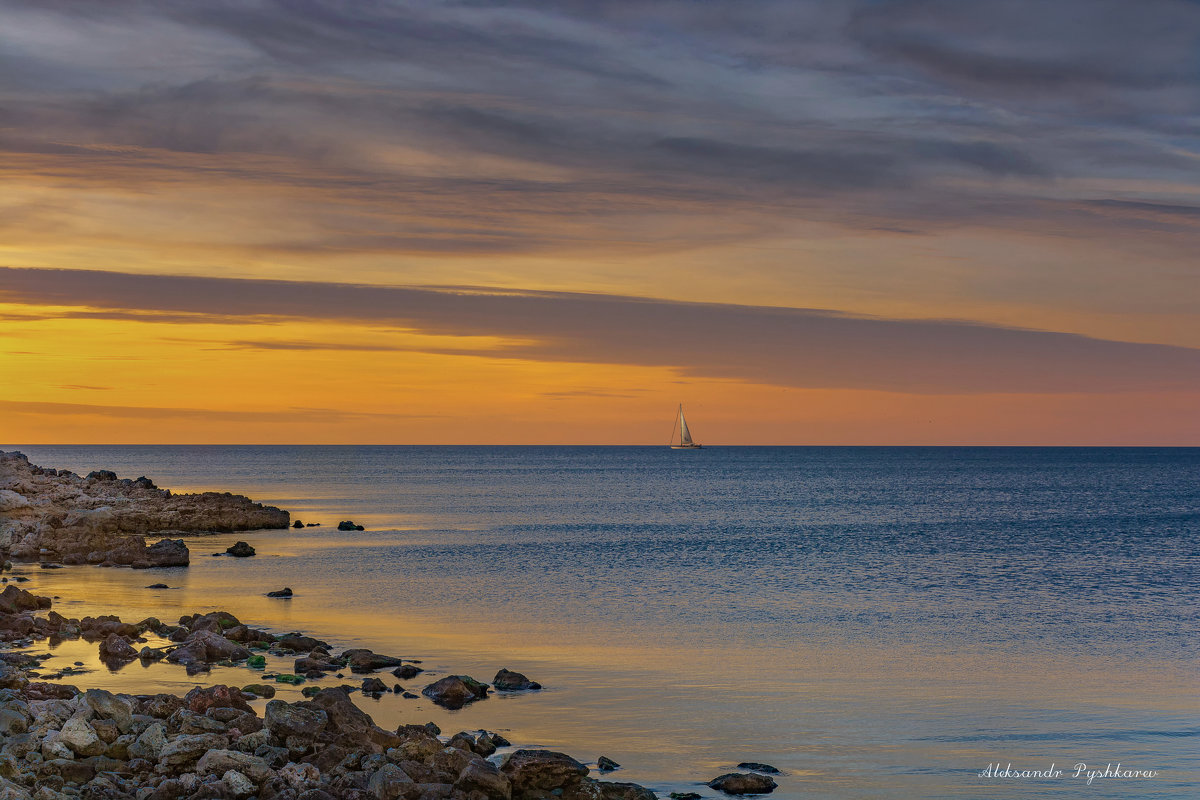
[679,407,693,446]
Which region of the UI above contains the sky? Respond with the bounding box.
[1,0,1198,444]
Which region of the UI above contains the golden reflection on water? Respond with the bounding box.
[11,539,1199,800]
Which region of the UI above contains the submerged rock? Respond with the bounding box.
[493,668,542,691]
[708,773,778,795]
[266,587,293,598]
[598,756,621,772]
[422,675,490,709]
[225,541,256,557]
[392,663,424,680]
[336,520,365,531]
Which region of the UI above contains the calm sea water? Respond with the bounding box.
[7,446,1199,799]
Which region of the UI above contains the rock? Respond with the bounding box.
[669,794,702,800]
[368,762,414,799]
[707,773,778,795]
[457,759,511,800]
[493,668,542,691]
[0,491,30,512]
[293,520,303,528]
[128,722,167,761]
[98,634,137,662]
[197,750,274,783]
[597,756,620,772]
[167,631,250,665]
[84,688,133,733]
[391,664,423,680]
[58,715,106,756]
[145,583,169,589]
[242,684,276,698]
[266,588,293,598]
[588,781,659,800]
[224,769,256,798]
[264,699,328,740]
[361,678,388,694]
[344,649,406,672]
[225,541,256,557]
[336,521,364,531]
[158,733,229,768]
[132,539,189,569]
[185,684,253,714]
[501,750,588,799]
[736,763,780,775]
[421,675,490,709]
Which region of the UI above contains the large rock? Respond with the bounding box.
[493,668,542,691]
[167,631,250,665]
[264,699,328,740]
[421,676,490,710]
[158,733,229,768]
[58,715,106,757]
[84,689,133,733]
[132,538,189,568]
[196,749,274,783]
[501,750,589,799]
[98,634,138,662]
[225,541,256,557]
[344,649,406,673]
[707,774,777,795]
[185,684,253,714]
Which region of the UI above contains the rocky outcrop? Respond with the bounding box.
[0,450,289,566]
[225,540,256,557]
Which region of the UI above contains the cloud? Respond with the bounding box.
[2,267,1197,395]
[0,398,442,422]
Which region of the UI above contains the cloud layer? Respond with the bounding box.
[3,267,1198,394]
[4,0,1200,252]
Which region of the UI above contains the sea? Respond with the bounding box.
[5,446,1198,799]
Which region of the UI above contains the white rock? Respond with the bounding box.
[40,731,73,761]
[58,715,104,757]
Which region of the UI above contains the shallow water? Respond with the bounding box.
[7,445,1199,798]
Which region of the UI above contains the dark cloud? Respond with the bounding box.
[2,267,1198,395]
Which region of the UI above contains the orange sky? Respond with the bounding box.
[1,2,1198,444]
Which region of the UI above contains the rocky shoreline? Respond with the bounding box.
[0,453,781,800]
[0,451,289,569]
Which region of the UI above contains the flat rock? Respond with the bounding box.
[707,773,778,795]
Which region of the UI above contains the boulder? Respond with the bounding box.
[361,677,388,694]
[457,759,512,800]
[267,587,293,598]
[185,684,253,714]
[197,749,274,783]
[392,664,424,680]
[158,733,229,768]
[493,668,542,691]
[98,634,138,662]
[58,715,106,756]
[84,688,133,733]
[264,699,328,740]
[225,541,256,557]
[336,521,365,531]
[597,756,620,772]
[368,762,414,799]
[501,750,588,799]
[707,773,778,795]
[133,539,189,568]
[344,649,405,672]
[421,676,490,710]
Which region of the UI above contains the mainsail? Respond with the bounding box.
[678,406,693,446]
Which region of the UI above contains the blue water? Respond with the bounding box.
[8,446,1199,798]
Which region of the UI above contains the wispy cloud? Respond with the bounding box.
[3,267,1197,395]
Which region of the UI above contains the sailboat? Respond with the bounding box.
[669,404,703,449]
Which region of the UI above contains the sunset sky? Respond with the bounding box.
[1,1,1198,444]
